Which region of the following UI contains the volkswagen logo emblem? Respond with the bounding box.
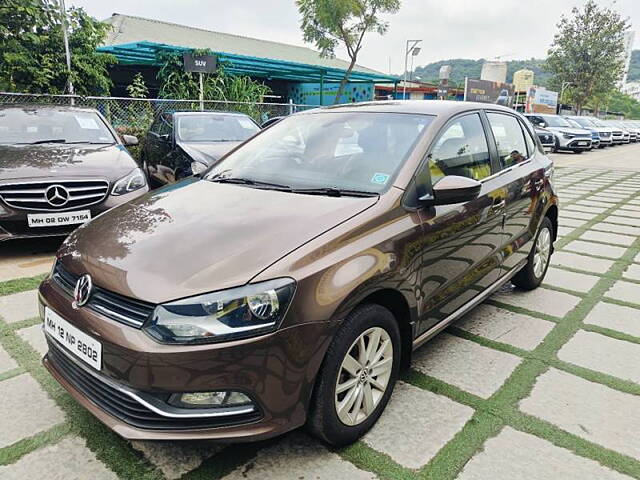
[73,274,93,309]
[45,185,69,207]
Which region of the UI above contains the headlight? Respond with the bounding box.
[560,131,575,139]
[143,278,296,344]
[112,168,147,196]
[191,161,208,175]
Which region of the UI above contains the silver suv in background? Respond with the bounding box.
[566,116,612,148]
[524,114,592,153]
[607,120,638,143]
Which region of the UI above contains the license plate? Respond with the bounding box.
[577,141,588,146]
[44,307,101,370]
[28,210,91,228]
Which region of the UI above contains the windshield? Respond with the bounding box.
[205,112,433,193]
[177,114,260,142]
[0,107,115,145]
[541,115,571,127]
[565,118,582,128]
[572,117,596,128]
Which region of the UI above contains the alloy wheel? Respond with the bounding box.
[334,327,394,426]
[533,226,551,279]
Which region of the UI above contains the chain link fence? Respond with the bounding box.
[0,92,316,159]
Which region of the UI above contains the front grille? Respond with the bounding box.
[600,131,611,138]
[53,262,154,328]
[47,342,261,431]
[573,133,591,138]
[0,179,109,212]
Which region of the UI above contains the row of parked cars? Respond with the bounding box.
[526,113,640,153]
[0,105,264,242]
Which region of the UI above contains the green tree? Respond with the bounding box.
[545,0,629,114]
[297,0,400,104]
[0,0,116,95]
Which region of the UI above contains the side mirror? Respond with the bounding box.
[419,175,482,206]
[121,134,139,146]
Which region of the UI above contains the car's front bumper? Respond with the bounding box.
[558,137,592,150]
[38,278,333,441]
[0,188,148,242]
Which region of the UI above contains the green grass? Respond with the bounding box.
[0,274,46,297]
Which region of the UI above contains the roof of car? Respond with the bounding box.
[171,110,251,116]
[300,100,520,116]
[0,104,99,114]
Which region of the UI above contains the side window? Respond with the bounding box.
[520,119,538,156]
[486,113,528,169]
[428,113,492,184]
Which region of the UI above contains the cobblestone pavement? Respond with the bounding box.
[1,156,640,479]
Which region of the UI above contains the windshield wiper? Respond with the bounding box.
[210,176,292,191]
[291,187,378,198]
[25,139,67,144]
[62,141,115,145]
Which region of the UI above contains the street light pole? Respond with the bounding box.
[403,39,421,99]
[558,81,572,114]
[59,0,74,103]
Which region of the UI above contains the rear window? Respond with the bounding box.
[177,114,260,142]
[0,108,115,145]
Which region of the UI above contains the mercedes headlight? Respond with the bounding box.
[112,168,147,195]
[144,278,296,344]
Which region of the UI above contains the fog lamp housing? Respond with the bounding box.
[168,391,252,409]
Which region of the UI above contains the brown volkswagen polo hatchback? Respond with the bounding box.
[39,101,558,446]
[0,105,148,242]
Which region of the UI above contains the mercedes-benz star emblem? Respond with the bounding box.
[45,185,69,207]
[73,274,93,309]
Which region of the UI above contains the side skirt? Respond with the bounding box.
[412,259,527,351]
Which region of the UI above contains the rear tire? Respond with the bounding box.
[307,304,401,447]
[512,217,554,290]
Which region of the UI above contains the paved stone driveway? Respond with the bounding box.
[1,165,640,479]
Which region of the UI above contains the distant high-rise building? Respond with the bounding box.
[620,31,635,87]
[513,69,535,91]
[622,82,640,101]
[481,61,507,83]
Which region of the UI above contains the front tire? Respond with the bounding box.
[307,304,400,446]
[512,217,554,290]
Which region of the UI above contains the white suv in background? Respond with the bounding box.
[524,114,592,153]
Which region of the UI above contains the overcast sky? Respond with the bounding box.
[70,0,640,74]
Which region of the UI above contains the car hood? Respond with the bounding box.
[58,179,379,304]
[545,127,591,135]
[0,144,137,181]
[178,141,242,166]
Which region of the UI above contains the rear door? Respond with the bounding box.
[484,111,547,277]
[415,111,507,335]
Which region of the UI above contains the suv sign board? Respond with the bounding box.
[183,53,217,74]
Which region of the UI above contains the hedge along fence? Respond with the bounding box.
[0,92,316,159]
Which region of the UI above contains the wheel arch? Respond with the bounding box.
[349,288,415,368]
[545,203,559,242]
